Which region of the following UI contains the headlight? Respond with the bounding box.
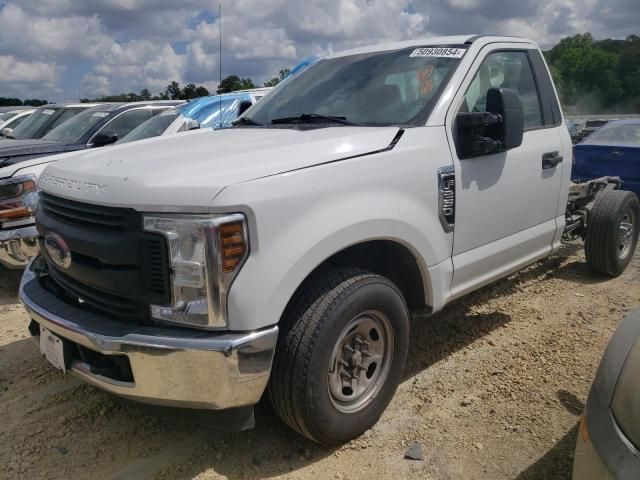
[611,335,640,449]
[0,174,39,227]
[144,213,248,329]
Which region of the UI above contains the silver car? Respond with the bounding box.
[573,309,640,479]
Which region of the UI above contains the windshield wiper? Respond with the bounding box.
[271,114,360,126]
[233,116,263,126]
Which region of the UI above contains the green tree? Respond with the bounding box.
[217,75,256,93]
[23,99,48,107]
[0,97,23,106]
[264,68,291,87]
[182,83,197,99]
[165,81,182,100]
[545,32,640,112]
[140,88,152,101]
[194,86,210,97]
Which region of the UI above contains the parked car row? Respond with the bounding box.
[118,88,272,144]
[0,88,273,268]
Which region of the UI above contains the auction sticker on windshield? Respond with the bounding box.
[410,47,466,58]
[92,112,109,117]
[42,109,55,115]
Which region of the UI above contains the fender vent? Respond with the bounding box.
[438,166,455,232]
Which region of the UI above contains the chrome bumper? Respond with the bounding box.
[19,265,278,410]
[0,225,39,268]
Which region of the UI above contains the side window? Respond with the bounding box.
[100,109,152,139]
[463,51,543,130]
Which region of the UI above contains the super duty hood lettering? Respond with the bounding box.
[39,173,107,194]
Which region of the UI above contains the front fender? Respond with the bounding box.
[212,127,455,331]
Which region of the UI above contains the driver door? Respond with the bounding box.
[446,45,566,298]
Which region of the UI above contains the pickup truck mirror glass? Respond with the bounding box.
[455,87,524,159]
[92,132,118,147]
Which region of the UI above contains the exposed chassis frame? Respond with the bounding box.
[564,176,621,241]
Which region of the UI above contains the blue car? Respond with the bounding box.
[572,119,640,197]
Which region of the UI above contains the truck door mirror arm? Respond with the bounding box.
[455,87,524,159]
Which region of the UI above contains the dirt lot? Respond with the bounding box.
[1,244,639,480]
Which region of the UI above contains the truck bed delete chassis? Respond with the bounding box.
[564,176,621,241]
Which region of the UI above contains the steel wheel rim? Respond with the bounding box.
[618,209,635,259]
[328,310,394,414]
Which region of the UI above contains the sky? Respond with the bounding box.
[0,0,637,102]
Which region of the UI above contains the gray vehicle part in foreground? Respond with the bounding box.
[573,309,640,479]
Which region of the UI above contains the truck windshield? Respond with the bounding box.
[42,109,109,143]
[247,46,466,127]
[118,109,180,143]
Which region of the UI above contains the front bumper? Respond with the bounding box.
[19,264,278,410]
[0,224,39,268]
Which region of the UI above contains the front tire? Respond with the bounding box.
[268,268,410,445]
[585,190,639,277]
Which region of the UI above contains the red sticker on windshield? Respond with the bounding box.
[418,65,434,95]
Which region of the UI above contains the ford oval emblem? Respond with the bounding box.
[44,232,72,269]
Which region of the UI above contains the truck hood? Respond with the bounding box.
[39,126,401,211]
[0,139,82,168]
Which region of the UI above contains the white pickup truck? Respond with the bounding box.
[18,35,639,445]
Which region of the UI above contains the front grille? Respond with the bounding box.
[48,266,149,319]
[36,192,171,321]
[39,192,140,231]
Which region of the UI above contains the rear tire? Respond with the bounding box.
[585,190,639,277]
[268,268,410,445]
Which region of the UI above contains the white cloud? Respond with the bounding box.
[0,0,637,101]
[0,55,63,98]
[0,4,112,61]
[80,41,186,97]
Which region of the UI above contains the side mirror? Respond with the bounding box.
[1,127,13,137]
[186,118,200,131]
[455,87,524,159]
[238,100,253,116]
[92,132,118,147]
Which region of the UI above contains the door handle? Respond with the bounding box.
[542,151,563,169]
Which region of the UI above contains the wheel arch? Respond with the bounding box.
[279,238,432,322]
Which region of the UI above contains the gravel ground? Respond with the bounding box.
[1,243,639,480]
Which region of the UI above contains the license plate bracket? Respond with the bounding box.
[40,326,67,373]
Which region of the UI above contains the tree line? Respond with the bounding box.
[0,98,48,107]
[545,33,640,114]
